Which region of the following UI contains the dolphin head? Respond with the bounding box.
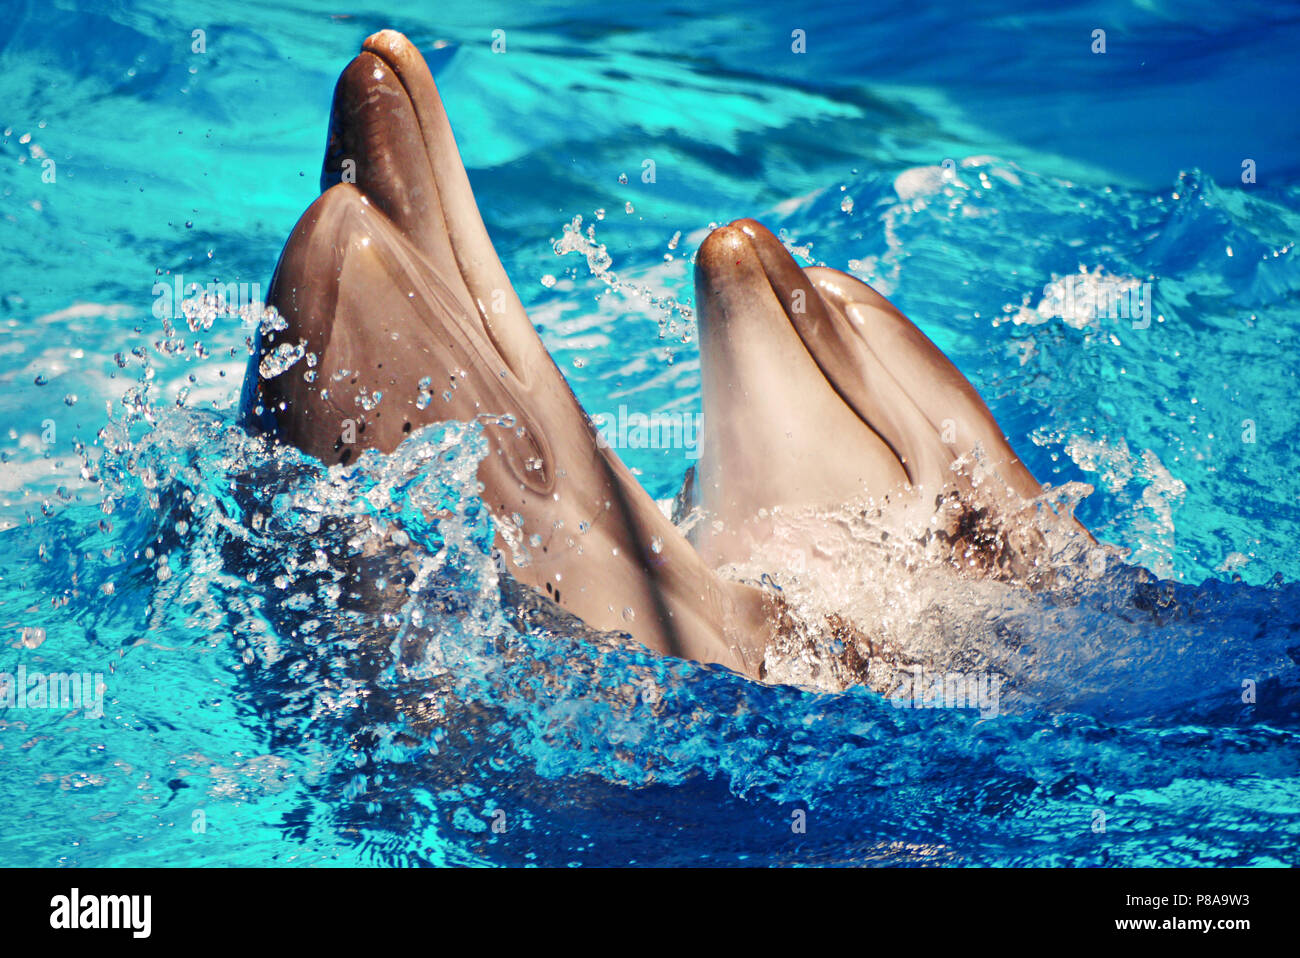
[246,30,541,467]
[242,33,773,674]
[691,218,1059,567]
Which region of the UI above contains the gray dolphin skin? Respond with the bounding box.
[242,31,773,676]
[690,218,1086,570]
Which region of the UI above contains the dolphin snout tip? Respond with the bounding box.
[696,227,748,276]
[729,217,769,240]
[694,224,756,302]
[696,218,782,274]
[362,29,419,64]
[696,217,792,293]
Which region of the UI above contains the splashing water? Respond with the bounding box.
[3,0,1299,868]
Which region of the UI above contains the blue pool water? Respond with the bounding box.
[2,0,1299,866]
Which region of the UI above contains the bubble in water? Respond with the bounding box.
[540,274,556,288]
[617,173,628,185]
[841,196,854,213]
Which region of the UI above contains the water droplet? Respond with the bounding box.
[416,376,434,409]
[258,340,306,378]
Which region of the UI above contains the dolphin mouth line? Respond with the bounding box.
[341,34,557,494]
[749,232,918,484]
[337,34,529,389]
[362,43,491,347]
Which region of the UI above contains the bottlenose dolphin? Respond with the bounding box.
[688,218,1089,572]
[240,31,773,675]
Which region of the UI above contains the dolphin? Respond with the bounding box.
[240,31,774,676]
[687,218,1089,572]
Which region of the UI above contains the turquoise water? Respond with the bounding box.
[2,0,1299,866]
